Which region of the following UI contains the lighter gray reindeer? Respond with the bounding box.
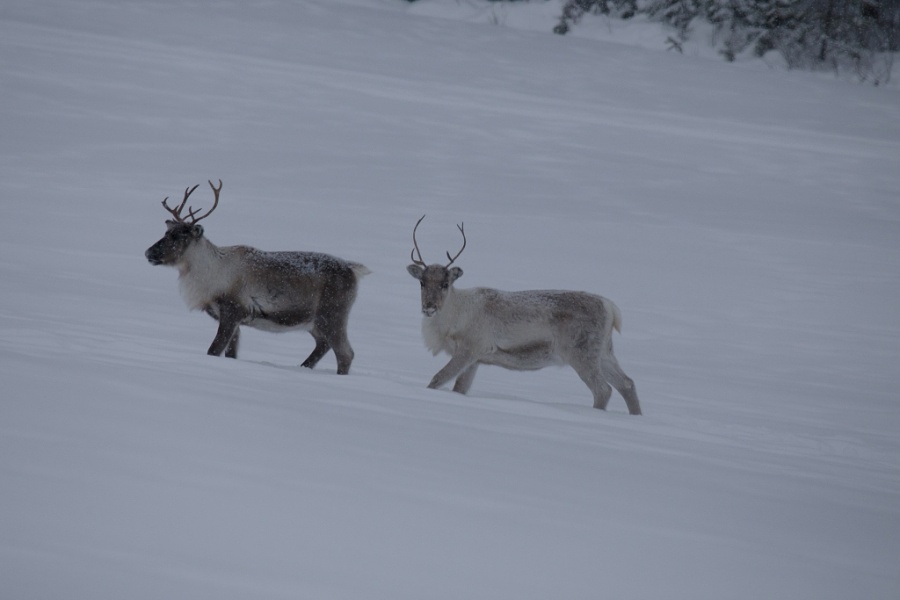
[406,216,641,415]
[145,180,370,374]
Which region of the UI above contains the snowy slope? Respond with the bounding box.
[2,1,899,599]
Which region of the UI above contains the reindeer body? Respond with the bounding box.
[407,216,641,415]
[421,287,614,369]
[146,181,368,374]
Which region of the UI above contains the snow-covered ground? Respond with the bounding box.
[2,1,899,598]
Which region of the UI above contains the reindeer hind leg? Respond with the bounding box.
[570,357,613,410]
[329,333,355,375]
[600,355,641,416]
[301,328,332,370]
[315,277,358,375]
[311,312,355,375]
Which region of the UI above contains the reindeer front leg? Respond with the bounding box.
[224,328,240,359]
[452,363,479,394]
[207,298,246,358]
[429,351,478,391]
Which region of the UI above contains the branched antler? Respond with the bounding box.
[410,215,466,267]
[193,179,222,224]
[160,179,222,224]
[162,184,199,222]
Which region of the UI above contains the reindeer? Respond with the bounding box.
[406,216,642,415]
[145,180,370,374]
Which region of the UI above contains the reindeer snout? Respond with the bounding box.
[422,306,437,317]
[145,247,163,265]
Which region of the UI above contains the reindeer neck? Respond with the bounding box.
[177,237,222,277]
[433,285,472,326]
[176,237,239,311]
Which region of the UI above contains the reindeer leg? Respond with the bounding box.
[329,334,355,375]
[224,328,240,359]
[452,363,479,395]
[429,353,477,390]
[301,329,331,370]
[601,356,641,416]
[207,299,245,357]
[306,311,355,375]
[570,357,613,410]
[323,316,355,375]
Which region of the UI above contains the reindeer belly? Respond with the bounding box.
[244,316,314,333]
[482,340,562,371]
[243,305,316,333]
[205,301,315,333]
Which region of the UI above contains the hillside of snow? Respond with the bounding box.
[2,1,899,598]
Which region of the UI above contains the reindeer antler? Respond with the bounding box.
[410,215,466,267]
[192,179,222,224]
[162,184,199,222]
[445,222,466,266]
[160,179,222,224]
[411,214,428,267]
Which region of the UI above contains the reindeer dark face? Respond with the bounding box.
[145,221,204,266]
[407,264,463,316]
[145,179,221,267]
[407,215,466,317]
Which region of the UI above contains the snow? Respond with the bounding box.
[2,0,899,598]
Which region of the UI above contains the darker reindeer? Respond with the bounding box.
[145,180,370,374]
[406,216,641,415]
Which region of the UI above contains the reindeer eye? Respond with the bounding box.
[441,283,449,290]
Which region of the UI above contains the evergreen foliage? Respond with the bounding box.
[554,0,899,84]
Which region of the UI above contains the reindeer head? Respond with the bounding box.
[145,179,222,266]
[406,215,466,317]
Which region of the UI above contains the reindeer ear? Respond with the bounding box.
[191,224,204,238]
[407,264,425,280]
[448,266,463,283]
